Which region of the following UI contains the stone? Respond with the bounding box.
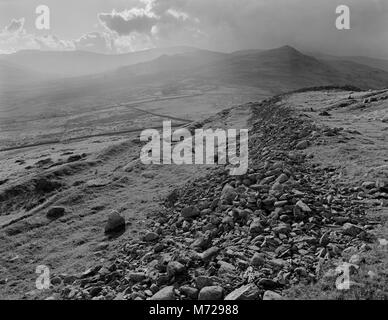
[274,200,288,207]
[179,286,198,299]
[167,261,186,277]
[349,254,362,265]
[128,272,147,283]
[361,181,376,189]
[257,278,278,289]
[271,182,284,192]
[67,154,83,163]
[294,200,311,219]
[295,200,311,212]
[263,290,283,300]
[50,276,62,286]
[294,267,308,277]
[47,207,65,219]
[342,223,363,237]
[149,286,176,300]
[181,206,200,219]
[86,179,110,187]
[34,178,62,193]
[221,184,237,204]
[269,258,289,270]
[141,172,155,179]
[218,261,236,274]
[273,223,290,235]
[191,236,211,250]
[89,286,103,297]
[276,173,289,184]
[199,246,220,261]
[196,276,214,290]
[104,211,125,234]
[251,253,266,267]
[224,284,260,300]
[296,140,310,150]
[249,218,263,235]
[143,232,159,242]
[114,293,126,300]
[63,275,77,285]
[198,286,224,300]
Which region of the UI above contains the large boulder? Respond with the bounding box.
[293,200,311,219]
[143,231,159,242]
[167,261,186,278]
[249,218,263,235]
[104,211,125,234]
[181,206,200,219]
[221,184,237,204]
[224,284,260,300]
[251,253,266,267]
[46,207,65,219]
[150,286,176,300]
[263,290,283,300]
[199,246,220,261]
[198,286,224,300]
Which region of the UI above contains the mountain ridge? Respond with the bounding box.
[2,45,388,95]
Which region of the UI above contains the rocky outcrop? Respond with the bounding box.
[58,94,379,301]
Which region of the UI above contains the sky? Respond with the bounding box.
[0,0,387,58]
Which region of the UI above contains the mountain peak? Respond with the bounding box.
[270,45,302,55]
[257,45,309,61]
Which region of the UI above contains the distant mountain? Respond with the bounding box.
[222,46,388,90]
[195,45,337,90]
[2,45,388,91]
[96,45,388,92]
[113,49,228,78]
[342,56,388,72]
[2,46,388,109]
[0,46,198,78]
[310,52,388,72]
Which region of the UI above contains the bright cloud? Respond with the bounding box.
[0,0,387,57]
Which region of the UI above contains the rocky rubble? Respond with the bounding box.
[57,95,379,300]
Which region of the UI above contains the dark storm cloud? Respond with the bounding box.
[97,1,194,39]
[98,9,158,36]
[95,0,388,57]
[4,18,24,33]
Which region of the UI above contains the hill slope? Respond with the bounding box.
[0,60,51,86]
[312,52,388,73]
[91,45,388,92]
[0,46,198,78]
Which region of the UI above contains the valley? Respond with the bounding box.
[0,45,387,300]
